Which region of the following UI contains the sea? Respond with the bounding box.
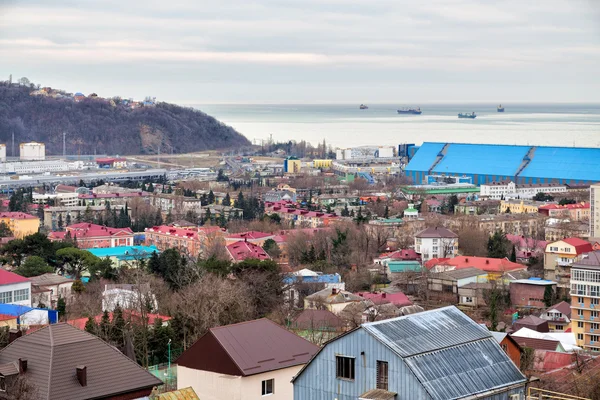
[194,103,600,149]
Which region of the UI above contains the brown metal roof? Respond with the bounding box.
[177,318,319,377]
[359,389,398,399]
[0,323,162,399]
[415,226,458,239]
[292,309,345,330]
[157,387,200,400]
[510,336,560,351]
[546,301,572,318]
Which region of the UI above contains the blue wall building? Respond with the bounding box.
[293,306,526,400]
[405,142,600,186]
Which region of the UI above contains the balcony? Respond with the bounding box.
[557,260,573,267]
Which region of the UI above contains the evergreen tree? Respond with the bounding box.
[487,231,510,259]
[155,210,163,226]
[147,182,154,192]
[112,305,126,346]
[84,317,97,335]
[83,205,94,223]
[384,205,389,219]
[99,310,112,341]
[510,245,517,263]
[65,213,71,227]
[57,213,64,230]
[208,190,215,205]
[543,285,554,307]
[166,210,174,224]
[341,204,350,217]
[222,193,231,206]
[56,297,66,320]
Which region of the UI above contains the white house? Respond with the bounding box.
[30,273,74,308]
[102,284,157,312]
[176,318,319,400]
[0,269,32,307]
[414,226,459,262]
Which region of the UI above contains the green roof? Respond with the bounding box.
[388,261,422,273]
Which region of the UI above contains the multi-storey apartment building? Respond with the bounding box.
[544,238,593,288]
[592,183,600,238]
[570,251,600,351]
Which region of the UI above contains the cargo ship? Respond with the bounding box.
[497,104,505,112]
[458,112,476,119]
[397,107,422,115]
[359,104,368,110]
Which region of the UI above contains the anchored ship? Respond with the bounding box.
[397,107,422,115]
[359,104,368,109]
[458,112,477,119]
[497,104,505,112]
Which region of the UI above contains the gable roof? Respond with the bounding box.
[545,301,572,318]
[561,238,594,254]
[29,273,73,286]
[573,251,600,268]
[510,336,561,351]
[305,288,363,304]
[415,226,458,239]
[292,309,345,330]
[294,306,526,399]
[431,267,487,281]
[355,291,412,307]
[226,241,271,261]
[0,323,162,400]
[426,256,526,273]
[177,318,318,377]
[0,268,30,285]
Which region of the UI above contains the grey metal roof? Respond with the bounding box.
[415,227,458,239]
[0,323,162,399]
[29,273,74,286]
[405,338,526,400]
[431,267,486,281]
[490,331,508,343]
[363,306,491,357]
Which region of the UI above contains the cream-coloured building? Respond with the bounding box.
[304,287,364,314]
[592,183,600,238]
[0,212,39,238]
[481,180,567,200]
[544,238,593,289]
[176,318,318,400]
[500,199,547,214]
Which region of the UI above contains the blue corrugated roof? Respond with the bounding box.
[388,261,422,273]
[0,304,34,316]
[432,143,529,176]
[403,142,446,172]
[283,273,342,285]
[87,245,159,259]
[519,147,600,181]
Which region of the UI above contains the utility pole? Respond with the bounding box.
[157,143,161,169]
[11,131,14,158]
[63,132,66,158]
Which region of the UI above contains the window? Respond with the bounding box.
[591,335,599,342]
[376,361,388,390]
[593,298,599,305]
[555,325,564,331]
[501,344,508,354]
[464,297,473,303]
[578,321,584,328]
[0,291,12,304]
[593,311,599,318]
[509,394,520,400]
[14,288,29,302]
[261,379,274,396]
[592,323,600,330]
[578,333,584,341]
[578,309,584,317]
[336,356,355,380]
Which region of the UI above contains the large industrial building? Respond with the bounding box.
[20,141,45,161]
[404,142,600,186]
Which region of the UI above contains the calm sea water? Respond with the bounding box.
[193,104,600,148]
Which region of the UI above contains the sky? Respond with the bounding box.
[1,0,600,104]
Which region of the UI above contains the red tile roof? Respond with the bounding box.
[425,256,526,273]
[226,231,273,241]
[145,225,199,240]
[50,223,133,240]
[0,212,38,220]
[265,201,337,219]
[356,291,412,307]
[539,202,590,210]
[226,241,271,262]
[67,311,171,330]
[0,268,30,285]
[387,249,421,261]
[561,238,594,254]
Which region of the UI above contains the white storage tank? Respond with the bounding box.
[20,142,45,161]
[0,144,6,162]
[377,146,394,158]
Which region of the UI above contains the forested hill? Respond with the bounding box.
[0,82,250,155]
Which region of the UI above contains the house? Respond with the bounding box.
[374,249,421,267]
[355,291,412,308]
[0,323,162,399]
[263,190,296,203]
[144,225,203,255]
[500,199,548,214]
[539,301,572,332]
[454,199,500,215]
[87,245,159,268]
[176,318,319,400]
[48,223,134,249]
[68,311,171,330]
[264,201,338,228]
[480,180,567,200]
[543,237,593,288]
[226,241,271,262]
[427,267,488,302]
[403,203,419,219]
[509,278,557,308]
[489,331,522,369]
[0,212,39,239]
[292,306,527,400]
[290,309,346,345]
[386,261,422,280]
[224,231,274,246]
[283,269,344,308]
[511,327,580,352]
[0,303,57,326]
[102,283,157,312]
[304,288,364,314]
[512,315,550,333]
[538,202,590,221]
[29,273,73,309]
[0,269,32,307]
[457,282,495,307]
[506,234,548,262]
[414,226,458,261]
[426,256,527,280]
[509,336,564,352]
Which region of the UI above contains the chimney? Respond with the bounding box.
[486,260,490,264]
[465,257,469,262]
[8,329,22,343]
[18,358,27,373]
[76,366,87,387]
[331,288,338,295]
[382,293,387,299]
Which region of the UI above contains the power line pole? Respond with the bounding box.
[11,131,14,158]
[63,131,66,158]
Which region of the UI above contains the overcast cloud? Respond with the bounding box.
[1,0,599,103]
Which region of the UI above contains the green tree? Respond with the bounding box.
[487,231,510,259]
[56,247,101,279]
[222,193,231,206]
[198,257,232,277]
[57,213,64,230]
[84,317,97,335]
[72,279,85,294]
[83,205,94,223]
[208,190,215,205]
[216,169,229,182]
[543,285,554,307]
[15,256,54,277]
[99,310,112,342]
[56,297,66,320]
[0,222,12,237]
[510,245,517,263]
[262,239,281,259]
[533,192,554,202]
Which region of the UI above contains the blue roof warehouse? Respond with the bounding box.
[404,142,600,186]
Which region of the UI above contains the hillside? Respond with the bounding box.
[0,82,250,156]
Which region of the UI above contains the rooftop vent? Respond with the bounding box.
[76,366,87,387]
